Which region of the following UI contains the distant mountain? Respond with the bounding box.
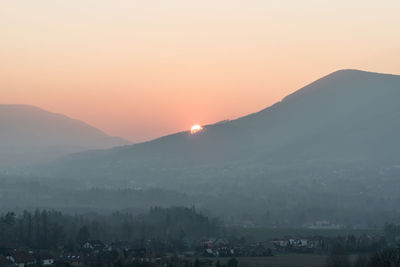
[53,69,400,171]
[0,105,130,168]
[44,70,400,225]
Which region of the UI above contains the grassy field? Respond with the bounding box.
[208,254,371,267]
[213,255,327,267]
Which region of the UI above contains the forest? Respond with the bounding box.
[0,206,222,252]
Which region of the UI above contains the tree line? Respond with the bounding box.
[0,206,222,252]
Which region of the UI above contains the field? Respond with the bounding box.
[209,253,370,267]
[213,255,327,267]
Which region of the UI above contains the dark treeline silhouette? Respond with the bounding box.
[322,223,400,266]
[324,247,400,267]
[325,245,400,267]
[328,235,385,254]
[0,207,222,252]
[384,223,400,247]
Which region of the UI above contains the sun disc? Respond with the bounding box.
[190,124,203,134]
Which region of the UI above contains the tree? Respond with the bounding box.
[324,245,351,267]
[353,255,368,267]
[76,225,90,245]
[25,211,33,246]
[194,258,199,267]
[3,212,16,225]
[369,248,400,267]
[41,210,48,248]
[384,223,400,246]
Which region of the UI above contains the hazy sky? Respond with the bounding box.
[1,0,400,141]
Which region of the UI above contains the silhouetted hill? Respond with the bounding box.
[53,69,400,171]
[0,105,130,168]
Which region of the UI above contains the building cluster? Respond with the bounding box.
[0,237,274,267]
[0,244,166,267]
[272,237,327,253]
[198,238,273,257]
[271,234,384,253]
[0,250,53,267]
[0,234,385,266]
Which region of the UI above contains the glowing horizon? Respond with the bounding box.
[1,0,400,142]
[190,124,203,134]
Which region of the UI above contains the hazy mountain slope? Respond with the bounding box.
[30,70,400,225]
[53,69,400,175]
[0,105,130,168]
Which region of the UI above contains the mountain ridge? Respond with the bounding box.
[50,69,400,171]
[30,69,400,225]
[0,104,131,168]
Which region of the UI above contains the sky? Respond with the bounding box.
[1,0,400,142]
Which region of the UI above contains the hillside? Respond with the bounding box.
[40,69,400,225]
[52,69,400,172]
[0,105,130,168]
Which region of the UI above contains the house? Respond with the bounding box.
[132,248,147,257]
[213,238,229,247]
[6,250,36,267]
[106,241,132,252]
[58,253,84,266]
[204,248,217,257]
[272,239,288,251]
[38,252,54,266]
[199,239,215,248]
[272,237,326,253]
[82,240,105,251]
[0,255,14,267]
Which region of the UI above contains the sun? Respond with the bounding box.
[190,124,203,134]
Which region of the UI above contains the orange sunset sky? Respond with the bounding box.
[1,0,400,142]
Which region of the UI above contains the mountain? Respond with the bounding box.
[43,70,400,225]
[0,104,130,169]
[53,69,400,171]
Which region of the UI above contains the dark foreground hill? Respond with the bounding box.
[35,70,400,225]
[0,105,130,169]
